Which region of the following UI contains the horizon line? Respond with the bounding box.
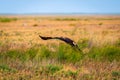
[0,12,120,16]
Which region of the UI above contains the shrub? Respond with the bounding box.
[98,22,103,25]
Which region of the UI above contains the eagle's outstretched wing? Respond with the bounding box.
[39,35,81,51]
[39,35,53,40]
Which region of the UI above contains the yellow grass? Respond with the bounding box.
[0,15,120,80]
[0,16,120,47]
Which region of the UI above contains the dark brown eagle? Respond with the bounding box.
[39,35,81,51]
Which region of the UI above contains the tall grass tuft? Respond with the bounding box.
[56,44,83,63]
[56,44,67,62]
[78,38,89,49]
[39,46,51,59]
[88,45,120,62]
[45,64,63,75]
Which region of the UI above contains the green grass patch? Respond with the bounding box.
[112,71,120,77]
[112,71,120,80]
[56,44,67,62]
[64,70,78,78]
[0,17,17,22]
[88,45,120,62]
[55,18,80,21]
[78,38,89,49]
[39,46,51,59]
[115,39,120,47]
[0,47,39,62]
[56,44,83,63]
[0,43,119,64]
[45,64,63,75]
[0,64,16,72]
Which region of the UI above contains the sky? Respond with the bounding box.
[0,0,120,14]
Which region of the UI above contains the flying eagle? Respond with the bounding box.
[39,35,81,51]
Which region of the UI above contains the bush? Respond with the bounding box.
[98,22,103,25]
[33,24,38,27]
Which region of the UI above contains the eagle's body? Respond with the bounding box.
[39,35,81,51]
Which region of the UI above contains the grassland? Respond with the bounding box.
[0,15,120,80]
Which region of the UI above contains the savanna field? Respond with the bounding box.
[0,15,120,80]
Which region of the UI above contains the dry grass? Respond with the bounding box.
[0,15,120,80]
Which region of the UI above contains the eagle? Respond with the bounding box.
[39,35,81,51]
